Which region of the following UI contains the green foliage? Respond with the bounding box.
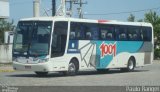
[137,19,143,22]
[144,11,160,25]
[155,48,160,59]
[0,19,14,44]
[127,14,135,22]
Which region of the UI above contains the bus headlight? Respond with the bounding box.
[39,58,49,63]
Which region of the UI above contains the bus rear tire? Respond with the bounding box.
[121,57,135,72]
[35,72,48,76]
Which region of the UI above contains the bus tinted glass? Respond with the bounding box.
[70,22,152,42]
[128,26,141,41]
[99,25,115,40]
[141,27,152,41]
[13,21,52,56]
[70,22,98,40]
[115,26,127,41]
[51,21,68,57]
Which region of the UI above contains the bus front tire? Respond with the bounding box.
[62,61,78,76]
[35,72,48,76]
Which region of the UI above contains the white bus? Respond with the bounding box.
[12,17,154,76]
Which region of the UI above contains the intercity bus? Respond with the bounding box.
[12,17,154,76]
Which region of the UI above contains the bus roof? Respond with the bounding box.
[20,16,153,27]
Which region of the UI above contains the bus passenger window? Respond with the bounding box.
[86,32,92,39]
[99,25,115,41]
[101,32,106,39]
[115,27,127,41]
[119,33,126,39]
[141,27,152,41]
[106,32,113,40]
[70,22,84,40]
[70,32,75,39]
[128,27,141,41]
[133,34,138,40]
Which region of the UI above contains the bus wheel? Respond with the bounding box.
[127,58,135,72]
[121,58,135,72]
[68,61,77,76]
[35,72,48,76]
[63,61,78,76]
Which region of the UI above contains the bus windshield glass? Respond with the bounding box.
[13,21,52,56]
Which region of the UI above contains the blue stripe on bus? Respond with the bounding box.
[67,40,80,53]
[67,50,80,53]
[93,41,143,68]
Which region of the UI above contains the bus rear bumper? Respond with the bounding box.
[13,62,52,72]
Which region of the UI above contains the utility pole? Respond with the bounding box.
[65,0,73,17]
[52,0,56,16]
[56,0,66,16]
[33,0,40,17]
[74,0,87,18]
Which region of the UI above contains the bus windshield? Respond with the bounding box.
[13,21,52,56]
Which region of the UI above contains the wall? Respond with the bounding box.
[0,0,9,18]
[0,44,12,63]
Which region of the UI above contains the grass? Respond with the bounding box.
[0,63,14,72]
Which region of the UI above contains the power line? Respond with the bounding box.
[84,6,160,16]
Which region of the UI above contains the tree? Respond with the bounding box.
[144,11,160,59]
[127,14,135,22]
[137,19,143,22]
[0,19,14,44]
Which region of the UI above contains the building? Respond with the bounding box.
[0,0,9,19]
[0,0,11,64]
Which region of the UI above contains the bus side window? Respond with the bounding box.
[70,22,85,40]
[128,27,141,41]
[51,21,68,57]
[70,22,98,40]
[86,32,92,39]
[116,27,127,41]
[100,30,107,40]
[82,23,98,40]
[141,27,152,41]
[106,32,113,40]
[99,25,115,41]
[70,32,75,40]
[119,33,126,39]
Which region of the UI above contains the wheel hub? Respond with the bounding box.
[128,60,134,70]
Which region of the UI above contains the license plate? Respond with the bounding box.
[25,66,31,69]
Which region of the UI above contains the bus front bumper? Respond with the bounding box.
[13,62,52,72]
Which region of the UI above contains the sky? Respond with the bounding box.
[9,0,160,24]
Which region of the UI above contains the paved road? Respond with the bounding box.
[0,61,160,86]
